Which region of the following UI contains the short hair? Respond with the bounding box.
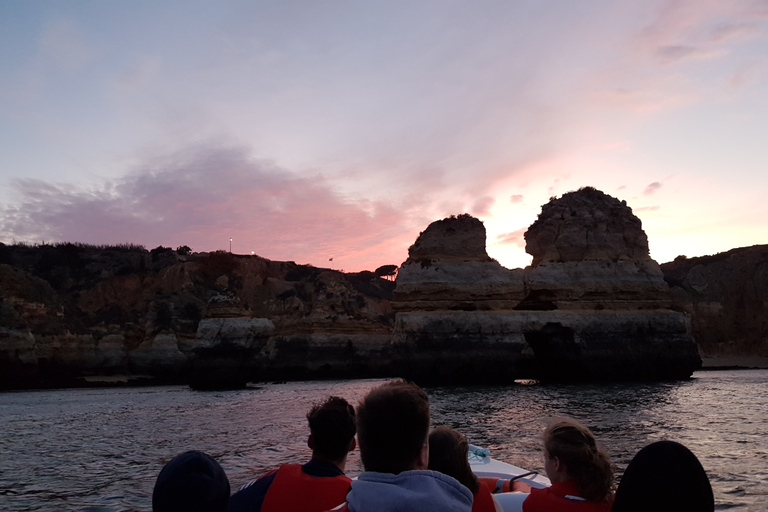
[152,450,230,512]
[356,380,430,474]
[428,426,479,493]
[307,396,357,462]
[543,418,613,502]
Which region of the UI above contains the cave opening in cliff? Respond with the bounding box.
[523,323,585,382]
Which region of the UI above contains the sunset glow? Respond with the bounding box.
[1,1,767,271]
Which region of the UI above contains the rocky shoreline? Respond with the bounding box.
[2,187,766,390]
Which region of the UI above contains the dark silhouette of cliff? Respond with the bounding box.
[661,245,768,360]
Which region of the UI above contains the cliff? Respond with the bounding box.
[661,246,768,363]
[0,244,396,390]
[394,214,525,311]
[392,188,700,383]
[3,187,763,389]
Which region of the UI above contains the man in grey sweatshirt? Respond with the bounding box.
[328,380,473,512]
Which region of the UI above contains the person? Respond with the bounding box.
[611,440,714,512]
[521,418,613,512]
[428,426,501,512]
[229,396,357,512]
[329,380,473,512]
[153,450,230,512]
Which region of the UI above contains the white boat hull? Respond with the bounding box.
[468,445,551,512]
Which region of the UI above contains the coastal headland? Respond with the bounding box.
[1,187,766,390]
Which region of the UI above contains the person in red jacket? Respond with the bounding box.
[229,396,356,512]
[521,417,613,512]
[428,426,500,512]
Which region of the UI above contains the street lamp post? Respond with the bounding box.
[229,237,232,253]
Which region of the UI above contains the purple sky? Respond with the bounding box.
[1,1,767,271]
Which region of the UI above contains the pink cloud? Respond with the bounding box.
[655,45,723,64]
[635,205,660,212]
[707,22,761,43]
[644,182,662,195]
[510,194,523,204]
[472,196,495,216]
[496,228,527,248]
[0,144,422,271]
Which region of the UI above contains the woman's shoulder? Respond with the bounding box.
[523,483,610,512]
[472,481,497,512]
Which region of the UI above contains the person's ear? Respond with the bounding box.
[348,437,357,453]
[308,434,314,450]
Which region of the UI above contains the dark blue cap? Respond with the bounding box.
[152,450,230,512]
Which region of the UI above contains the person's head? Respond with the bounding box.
[356,379,430,474]
[543,417,612,502]
[152,450,230,512]
[306,396,357,464]
[612,441,714,512]
[428,426,479,493]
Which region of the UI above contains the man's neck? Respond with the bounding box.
[310,455,346,472]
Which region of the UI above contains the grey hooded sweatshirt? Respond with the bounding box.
[344,470,473,512]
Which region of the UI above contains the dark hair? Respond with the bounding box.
[356,379,430,474]
[543,418,613,502]
[307,396,357,462]
[612,441,714,512]
[152,451,230,512]
[428,426,479,493]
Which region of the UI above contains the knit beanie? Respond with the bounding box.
[152,450,230,512]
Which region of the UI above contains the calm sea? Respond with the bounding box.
[1,370,766,511]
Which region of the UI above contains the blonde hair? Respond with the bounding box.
[544,418,613,502]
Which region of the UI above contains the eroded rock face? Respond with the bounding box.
[0,244,396,389]
[0,187,722,388]
[395,215,525,311]
[522,188,670,310]
[526,187,650,265]
[391,190,700,382]
[662,246,768,358]
[407,214,492,262]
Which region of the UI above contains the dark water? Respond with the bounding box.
[1,370,766,511]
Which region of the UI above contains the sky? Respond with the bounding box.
[1,1,767,272]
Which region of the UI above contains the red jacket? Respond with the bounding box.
[523,480,611,512]
[472,480,497,512]
[261,464,351,512]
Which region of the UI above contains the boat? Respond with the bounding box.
[468,444,551,512]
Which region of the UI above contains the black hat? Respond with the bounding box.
[152,451,230,512]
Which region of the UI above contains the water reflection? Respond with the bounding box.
[0,371,766,511]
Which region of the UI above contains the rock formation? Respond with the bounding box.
[523,187,671,310]
[0,244,395,390]
[661,246,768,364]
[394,214,525,311]
[392,187,701,383]
[7,186,761,389]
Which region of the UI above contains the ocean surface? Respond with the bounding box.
[1,369,766,511]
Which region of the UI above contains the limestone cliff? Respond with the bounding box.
[392,188,700,383]
[523,187,671,310]
[394,214,524,311]
[0,244,395,390]
[661,246,768,361]
[5,187,759,389]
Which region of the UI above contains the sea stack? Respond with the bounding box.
[393,214,524,311]
[392,187,701,383]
